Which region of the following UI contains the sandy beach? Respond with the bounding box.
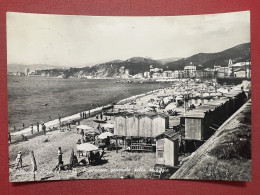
[9,87,178,181]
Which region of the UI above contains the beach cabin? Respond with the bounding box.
[155,131,180,167]
[114,113,169,152]
[183,95,239,141]
[182,104,217,140]
[223,90,247,113]
[114,113,169,138]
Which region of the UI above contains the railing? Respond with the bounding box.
[131,143,153,152]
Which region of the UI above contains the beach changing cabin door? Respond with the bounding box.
[156,139,165,165]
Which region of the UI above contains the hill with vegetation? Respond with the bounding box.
[11,42,250,78]
[165,42,251,70]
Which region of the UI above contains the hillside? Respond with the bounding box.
[157,57,182,65]
[165,42,250,70]
[69,57,163,78]
[63,42,251,78]
[9,42,250,78]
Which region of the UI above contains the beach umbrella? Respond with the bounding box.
[76,125,93,130]
[86,128,100,135]
[217,88,229,94]
[98,132,114,139]
[202,93,210,97]
[176,96,183,101]
[165,103,177,111]
[77,143,99,152]
[210,92,217,96]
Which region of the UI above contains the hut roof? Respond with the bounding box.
[196,105,217,111]
[183,97,231,119]
[223,90,241,98]
[205,98,228,106]
[115,112,168,119]
[183,111,206,118]
[155,130,180,141]
[183,104,216,118]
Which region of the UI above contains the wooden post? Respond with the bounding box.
[123,137,126,149]
[130,137,132,153]
[30,151,37,181]
[116,136,118,153]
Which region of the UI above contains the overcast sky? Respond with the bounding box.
[7,11,250,67]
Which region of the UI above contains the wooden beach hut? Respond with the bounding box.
[114,113,169,152]
[155,130,180,167]
[114,113,169,138]
[182,104,217,140]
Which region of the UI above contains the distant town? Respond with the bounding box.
[8,59,251,80]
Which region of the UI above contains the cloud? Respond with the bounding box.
[7,11,250,67]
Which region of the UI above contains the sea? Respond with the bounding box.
[8,76,170,132]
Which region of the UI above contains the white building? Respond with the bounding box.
[184,66,196,78]
[150,68,163,73]
[144,71,151,78]
[125,69,130,75]
[25,68,30,76]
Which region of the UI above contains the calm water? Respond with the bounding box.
[8,76,169,131]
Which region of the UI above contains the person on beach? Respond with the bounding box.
[181,139,186,155]
[80,129,84,137]
[42,123,46,135]
[36,122,39,132]
[88,151,94,164]
[22,123,25,129]
[16,151,22,169]
[105,137,111,150]
[58,114,61,124]
[58,147,63,165]
[8,132,11,144]
[31,124,34,134]
[100,112,103,120]
[49,116,52,121]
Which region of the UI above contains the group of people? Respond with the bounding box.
[88,149,105,164]
[80,111,90,119]
[29,122,46,135]
[12,123,25,132]
[15,145,105,172]
[13,114,62,133]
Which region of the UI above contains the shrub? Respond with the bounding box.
[209,134,251,160]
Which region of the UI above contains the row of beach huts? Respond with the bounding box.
[111,81,250,168]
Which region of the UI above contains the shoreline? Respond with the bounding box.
[10,87,166,137]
